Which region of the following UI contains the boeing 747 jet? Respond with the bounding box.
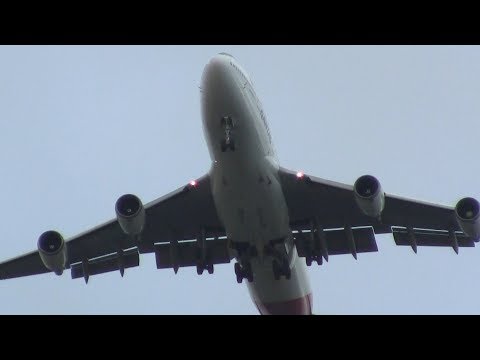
[1,53,479,315]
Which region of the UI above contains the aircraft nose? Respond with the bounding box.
[201,55,233,92]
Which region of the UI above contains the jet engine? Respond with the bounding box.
[115,194,145,236]
[37,230,67,275]
[354,175,385,218]
[455,197,480,240]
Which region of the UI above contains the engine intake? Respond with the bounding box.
[115,194,145,236]
[455,197,480,239]
[354,175,385,218]
[37,230,67,275]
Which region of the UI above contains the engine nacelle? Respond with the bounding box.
[115,194,145,236]
[37,230,67,275]
[354,175,385,218]
[455,197,480,239]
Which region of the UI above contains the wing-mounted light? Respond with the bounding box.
[354,175,385,218]
[294,171,312,183]
[115,194,145,236]
[184,178,200,192]
[455,197,480,240]
[37,230,67,275]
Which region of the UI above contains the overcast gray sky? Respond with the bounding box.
[1,45,479,314]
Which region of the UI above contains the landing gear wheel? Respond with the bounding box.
[316,256,323,266]
[243,261,253,282]
[234,261,253,283]
[234,262,244,283]
[207,264,214,274]
[196,265,204,275]
[273,259,291,280]
[234,262,242,277]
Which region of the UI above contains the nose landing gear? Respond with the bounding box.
[220,116,236,152]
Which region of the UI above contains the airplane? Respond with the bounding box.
[1,52,479,315]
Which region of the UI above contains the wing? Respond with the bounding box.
[279,167,477,258]
[0,174,232,281]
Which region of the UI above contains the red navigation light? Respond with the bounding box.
[296,171,304,179]
[189,180,197,187]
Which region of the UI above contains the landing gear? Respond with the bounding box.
[207,264,214,274]
[272,259,291,280]
[220,116,235,152]
[196,261,214,275]
[221,139,235,152]
[264,240,292,281]
[234,261,253,283]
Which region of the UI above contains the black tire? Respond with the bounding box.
[316,256,323,266]
[207,264,214,274]
[196,265,204,275]
[236,274,243,284]
[244,262,253,282]
[234,262,242,277]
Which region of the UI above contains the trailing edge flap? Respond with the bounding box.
[392,227,475,248]
[294,227,377,257]
[71,248,139,279]
[155,238,232,269]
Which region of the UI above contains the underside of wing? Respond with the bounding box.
[0,174,233,281]
[279,167,480,260]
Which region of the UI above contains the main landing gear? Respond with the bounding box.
[196,262,214,275]
[265,242,292,281]
[220,116,235,152]
[232,242,256,283]
[234,262,253,283]
[272,259,291,280]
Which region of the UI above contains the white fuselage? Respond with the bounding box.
[201,53,312,315]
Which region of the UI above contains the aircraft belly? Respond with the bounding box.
[201,55,313,313]
[211,156,290,249]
